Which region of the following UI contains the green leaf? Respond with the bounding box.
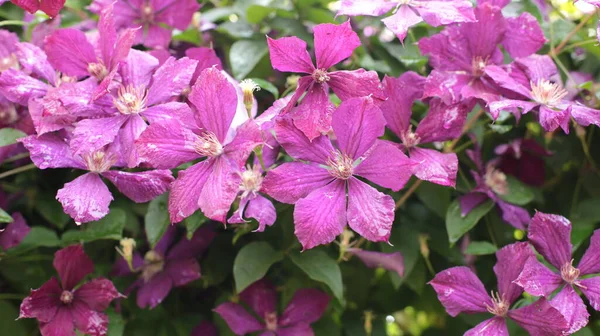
[6,227,60,255]
[145,194,170,248]
[489,124,513,134]
[382,44,428,70]
[249,78,279,99]
[0,300,26,336]
[290,249,344,302]
[0,128,25,147]
[465,241,498,256]
[498,176,534,205]
[415,181,450,219]
[107,309,126,336]
[246,5,275,24]
[230,39,268,80]
[184,211,208,240]
[0,208,12,223]
[446,199,495,244]
[233,241,283,293]
[62,208,126,244]
[36,193,70,229]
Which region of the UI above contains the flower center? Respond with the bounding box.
[530,80,568,107]
[193,132,224,157]
[87,62,109,81]
[400,128,421,148]
[471,56,488,78]
[561,259,580,284]
[326,151,354,180]
[312,69,330,84]
[486,291,509,317]
[239,79,261,106]
[0,54,18,72]
[60,290,74,304]
[484,165,508,195]
[264,312,278,331]
[398,0,412,5]
[140,3,155,23]
[114,85,148,115]
[142,250,165,282]
[239,165,263,199]
[83,151,116,173]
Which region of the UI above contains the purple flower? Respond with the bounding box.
[214,279,330,336]
[262,96,415,250]
[20,133,174,224]
[267,21,384,140]
[418,2,545,105]
[9,0,65,17]
[19,245,121,336]
[89,0,200,48]
[228,164,276,232]
[44,3,137,101]
[495,138,551,187]
[191,321,217,336]
[135,67,263,223]
[430,242,569,335]
[112,225,215,309]
[0,212,30,250]
[347,248,404,277]
[381,72,469,187]
[459,141,531,229]
[487,55,600,133]
[515,212,600,333]
[338,0,475,43]
[0,29,19,72]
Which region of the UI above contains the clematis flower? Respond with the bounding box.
[495,138,551,187]
[487,55,600,133]
[112,225,215,309]
[215,278,330,336]
[9,0,65,17]
[19,245,121,336]
[381,72,469,187]
[267,21,384,140]
[0,212,30,250]
[89,0,200,48]
[459,140,531,229]
[338,0,475,43]
[20,133,174,224]
[228,164,276,232]
[191,321,217,336]
[44,3,137,100]
[135,67,263,223]
[418,2,545,105]
[347,248,404,278]
[262,96,416,250]
[68,51,197,167]
[515,212,600,333]
[430,242,569,335]
[0,29,18,72]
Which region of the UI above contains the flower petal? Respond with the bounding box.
[136,119,200,169]
[19,277,62,322]
[416,0,476,27]
[239,279,277,319]
[277,324,314,336]
[56,173,113,224]
[294,179,347,250]
[382,5,423,43]
[19,134,84,169]
[484,65,533,99]
[0,68,49,105]
[514,257,563,297]
[578,276,600,311]
[328,69,385,101]
[44,29,96,77]
[54,245,94,290]
[245,195,277,232]
[119,48,159,88]
[528,211,572,270]
[168,160,213,223]
[539,105,570,134]
[337,0,396,16]
[353,139,415,191]
[548,286,589,334]
[71,300,109,336]
[74,278,120,311]
[164,258,201,287]
[493,242,534,304]
[429,266,491,317]
[346,178,394,243]
[508,297,570,335]
[410,147,458,187]
[224,120,263,167]
[147,57,197,106]
[136,272,173,309]
[381,72,425,137]
[459,192,489,217]
[70,115,128,156]
[198,157,240,223]
[416,100,468,143]
[279,288,330,325]
[515,55,558,83]
[464,317,507,336]
[347,248,404,277]
[214,302,264,335]
[102,170,173,203]
[570,103,600,128]
[496,200,530,230]
[274,116,335,164]
[503,13,546,59]
[577,230,600,275]
[39,307,75,336]
[291,83,335,141]
[314,21,360,70]
[266,36,314,74]
[0,212,30,251]
[262,162,333,204]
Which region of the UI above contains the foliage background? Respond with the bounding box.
[1,0,600,335]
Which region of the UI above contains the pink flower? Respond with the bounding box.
[347,248,404,277]
[19,245,121,336]
[267,21,384,140]
[215,279,330,335]
[495,138,551,187]
[262,96,416,250]
[0,212,30,250]
[228,164,276,232]
[10,0,65,17]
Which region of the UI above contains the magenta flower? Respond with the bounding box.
[215,279,330,336]
[9,0,65,17]
[191,321,217,336]
[338,0,475,42]
[495,138,551,187]
[381,72,469,187]
[0,212,30,250]
[515,212,600,333]
[228,164,276,232]
[20,133,174,224]
[347,248,404,277]
[89,0,200,48]
[487,55,600,133]
[135,67,263,223]
[262,96,415,250]
[418,2,545,104]
[267,21,384,140]
[0,29,18,72]
[44,3,137,100]
[19,245,121,336]
[68,51,197,167]
[112,225,215,309]
[430,242,569,335]
[459,141,531,229]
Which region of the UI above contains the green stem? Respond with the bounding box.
[484,215,498,247]
[423,256,435,276]
[0,20,28,27]
[2,152,30,164]
[560,39,598,54]
[570,175,583,216]
[0,293,25,300]
[0,163,37,179]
